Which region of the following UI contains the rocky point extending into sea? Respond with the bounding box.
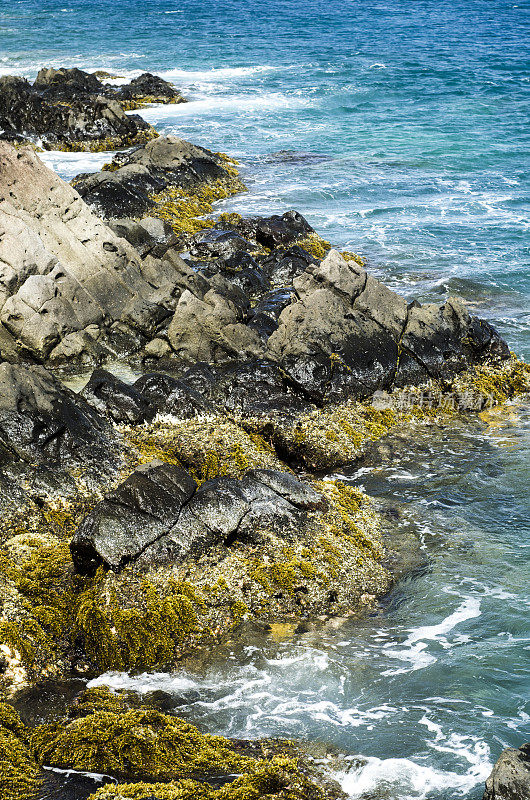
[0,67,528,800]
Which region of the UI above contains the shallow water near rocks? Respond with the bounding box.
[31,405,526,800]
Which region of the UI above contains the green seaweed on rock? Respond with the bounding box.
[0,702,41,800]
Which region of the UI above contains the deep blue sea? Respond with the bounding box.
[1,2,529,798]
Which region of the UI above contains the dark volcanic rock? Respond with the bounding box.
[71,465,324,573]
[133,372,215,417]
[0,72,154,150]
[73,135,243,219]
[117,72,187,105]
[483,744,530,800]
[209,359,310,417]
[261,245,318,287]
[196,251,268,297]
[71,460,197,574]
[267,250,510,403]
[0,363,120,475]
[215,210,314,251]
[189,229,254,261]
[80,368,153,424]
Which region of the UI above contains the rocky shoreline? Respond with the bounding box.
[0,67,529,800]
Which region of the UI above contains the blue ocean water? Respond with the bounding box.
[1,2,529,798]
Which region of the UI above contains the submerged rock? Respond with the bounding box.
[483,744,530,800]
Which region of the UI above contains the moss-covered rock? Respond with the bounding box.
[122,416,284,482]
[29,687,343,800]
[0,702,41,800]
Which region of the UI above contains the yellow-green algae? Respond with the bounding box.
[246,355,530,470]
[88,758,330,800]
[121,416,284,482]
[148,174,247,236]
[0,701,41,800]
[48,127,158,152]
[32,687,250,781]
[30,687,338,800]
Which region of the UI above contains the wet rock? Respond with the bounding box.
[140,469,323,564]
[483,743,530,800]
[196,251,268,297]
[72,463,324,573]
[133,371,215,417]
[71,460,197,574]
[74,135,243,219]
[80,368,153,424]
[0,362,120,478]
[227,210,314,250]
[247,288,296,340]
[208,359,310,417]
[117,72,187,105]
[189,229,254,260]
[0,72,154,150]
[261,244,318,287]
[395,298,510,386]
[268,250,510,403]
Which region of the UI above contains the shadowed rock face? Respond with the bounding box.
[70,463,325,575]
[0,67,184,150]
[483,744,530,800]
[0,362,122,510]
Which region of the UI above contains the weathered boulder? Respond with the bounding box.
[73,135,245,219]
[0,73,155,151]
[71,460,197,574]
[395,298,510,386]
[108,216,178,259]
[167,287,263,364]
[267,250,510,402]
[70,463,324,574]
[483,744,530,800]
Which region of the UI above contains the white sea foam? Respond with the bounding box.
[130,92,313,123]
[381,597,481,675]
[337,746,491,799]
[39,149,112,181]
[88,670,200,694]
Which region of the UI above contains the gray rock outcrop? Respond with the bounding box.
[483,744,530,800]
[70,464,325,574]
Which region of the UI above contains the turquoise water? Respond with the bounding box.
[2,2,530,798]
